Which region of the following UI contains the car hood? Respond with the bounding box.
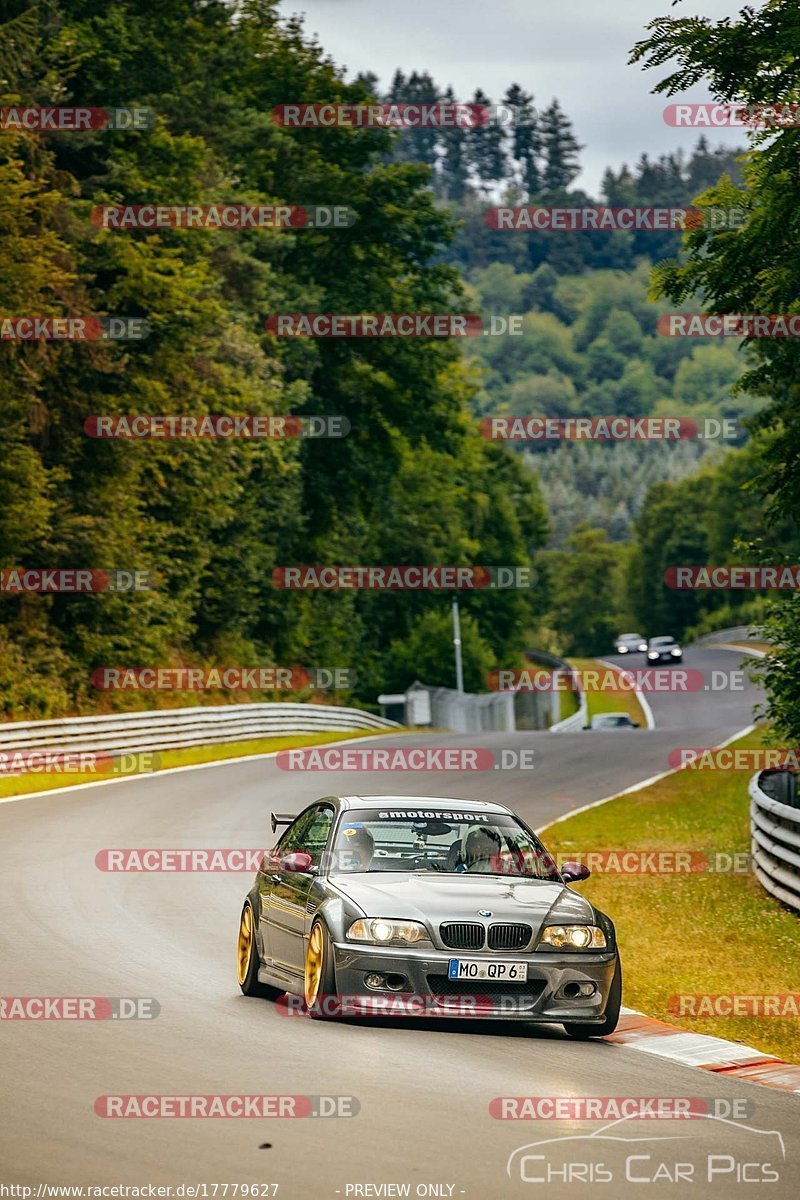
[330,872,594,933]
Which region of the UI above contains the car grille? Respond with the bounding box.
[488,923,532,951]
[439,922,484,950]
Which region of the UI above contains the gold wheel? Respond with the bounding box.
[237,904,254,986]
[304,922,325,1007]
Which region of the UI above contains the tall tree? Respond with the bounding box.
[539,99,582,192]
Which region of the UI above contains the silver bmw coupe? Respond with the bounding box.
[237,795,621,1037]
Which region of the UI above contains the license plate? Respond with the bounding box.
[448,958,528,981]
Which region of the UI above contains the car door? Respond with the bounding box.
[256,807,315,966]
[265,804,334,976]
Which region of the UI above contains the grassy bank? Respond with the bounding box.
[568,657,647,727]
[540,725,800,1063]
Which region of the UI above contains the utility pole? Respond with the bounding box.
[452,598,464,692]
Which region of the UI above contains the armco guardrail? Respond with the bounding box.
[694,625,761,646]
[0,703,400,757]
[750,769,800,914]
[525,651,586,734]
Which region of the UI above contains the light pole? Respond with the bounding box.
[452,598,464,692]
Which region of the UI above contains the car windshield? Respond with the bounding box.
[650,637,674,646]
[594,714,630,727]
[619,633,641,640]
[328,807,560,879]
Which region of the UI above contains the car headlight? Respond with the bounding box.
[346,918,430,945]
[637,643,647,652]
[616,645,627,653]
[670,647,682,656]
[536,925,607,951]
[647,651,659,660]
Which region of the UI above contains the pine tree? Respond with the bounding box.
[466,87,508,195]
[503,83,540,197]
[438,83,470,201]
[539,99,582,192]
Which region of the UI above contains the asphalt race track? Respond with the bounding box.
[2,645,796,1196]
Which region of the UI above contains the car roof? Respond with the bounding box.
[336,795,513,815]
[650,635,676,643]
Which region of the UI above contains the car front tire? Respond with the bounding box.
[562,959,622,1040]
[305,918,338,1019]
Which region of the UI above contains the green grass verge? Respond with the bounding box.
[568,657,646,727]
[724,640,770,655]
[559,686,580,722]
[540,725,800,1064]
[0,729,398,801]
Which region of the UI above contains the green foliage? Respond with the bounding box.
[384,607,495,694]
[0,0,549,716]
[539,527,623,655]
[632,0,800,746]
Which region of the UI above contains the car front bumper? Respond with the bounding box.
[331,941,618,1022]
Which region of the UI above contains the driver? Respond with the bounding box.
[340,824,374,871]
[464,825,502,873]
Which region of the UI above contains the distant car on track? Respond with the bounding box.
[647,635,683,663]
[584,712,640,731]
[614,632,647,654]
[236,795,622,1038]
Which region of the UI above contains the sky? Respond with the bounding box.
[276,0,749,193]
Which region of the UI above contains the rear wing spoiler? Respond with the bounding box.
[270,812,295,835]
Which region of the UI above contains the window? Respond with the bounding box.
[280,805,333,867]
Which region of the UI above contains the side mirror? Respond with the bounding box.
[561,861,591,883]
[281,851,313,873]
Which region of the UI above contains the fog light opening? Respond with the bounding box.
[564,980,597,998]
[385,973,407,992]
